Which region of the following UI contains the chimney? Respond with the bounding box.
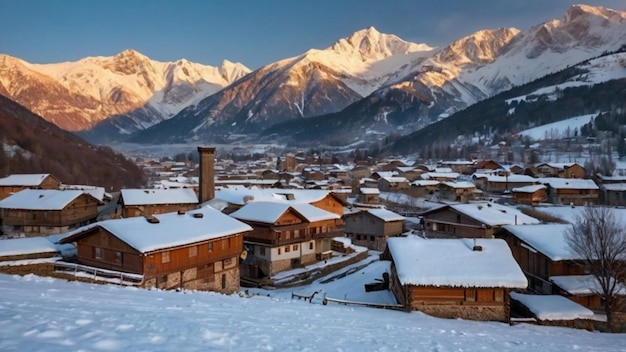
[197,146,216,203]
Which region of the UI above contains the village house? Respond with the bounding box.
[393,166,423,182]
[530,162,586,179]
[409,180,440,200]
[420,202,540,238]
[495,224,613,311]
[600,183,626,206]
[119,188,199,218]
[437,160,476,174]
[538,178,599,206]
[229,201,344,281]
[472,173,537,194]
[59,207,252,293]
[438,181,478,202]
[511,184,548,205]
[355,187,380,205]
[344,208,405,251]
[419,171,460,182]
[378,176,411,192]
[0,189,100,238]
[0,173,62,200]
[383,236,527,321]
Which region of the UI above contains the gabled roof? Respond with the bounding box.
[500,224,579,261]
[120,188,198,206]
[441,181,475,189]
[472,173,537,183]
[0,173,58,187]
[365,208,405,222]
[387,236,527,288]
[538,178,599,190]
[61,207,252,254]
[511,184,547,193]
[448,203,541,226]
[0,189,98,210]
[229,201,339,224]
[214,186,336,206]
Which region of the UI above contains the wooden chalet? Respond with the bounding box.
[409,180,440,199]
[356,187,380,205]
[383,237,527,322]
[511,184,548,205]
[344,208,405,251]
[531,163,585,179]
[60,207,252,293]
[472,174,537,194]
[378,176,410,192]
[230,201,344,279]
[438,181,478,203]
[0,189,99,238]
[420,202,540,238]
[0,237,60,262]
[0,173,61,200]
[600,183,626,206]
[495,224,605,310]
[538,178,599,206]
[119,188,199,218]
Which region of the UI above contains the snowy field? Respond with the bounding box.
[1,253,625,351]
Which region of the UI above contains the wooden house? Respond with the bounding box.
[495,224,605,310]
[0,173,61,200]
[511,184,548,205]
[472,174,537,194]
[419,172,460,182]
[409,180,440,199]
[59,207,252,293]
[420,202,540,239]
[538,178,599,206]
[393,167,423,182]
[438,181,477,202]
[378,176,410,192]
[531,163,586,179]
[0,189,100,238]
[383,237,527,321]
[356,187,380,205]
[119,188,199,218]
[230,201,344,279]
[600,183,626,206]
[0,237,60,262]
[344,208,405,251]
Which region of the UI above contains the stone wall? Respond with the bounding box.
[412,304,507,322]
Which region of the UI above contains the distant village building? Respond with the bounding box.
[472,174,537,194]
[344,208,405,251]
[378,176,410,192]
[538,178,599,206]
[531,163,585,179]
[60,207,252,293]
[511,184,548,205]
[356,187,380,205]
[119,188,199,218]
[0,174,61,200]
[0,189,100,238]
[383,237,527,322]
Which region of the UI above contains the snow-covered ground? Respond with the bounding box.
[1,250,625,351]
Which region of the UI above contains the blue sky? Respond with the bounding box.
[1,0,624,70]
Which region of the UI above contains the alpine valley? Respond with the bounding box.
[1,4,626,152]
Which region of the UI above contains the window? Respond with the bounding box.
[208,242,213,253]
[285,246,290,253]
[189,246,198,257]
[221,274,226,289]
[370,236,375,242]
[222,238,229,250]
[285,230,291,239]
[294,230,300,238]
[114,251,123,265]
[309,242,314,250]
[162,251,170,263]
[94,247,102,260]
[278,248,282,255]
[293,244,298,251]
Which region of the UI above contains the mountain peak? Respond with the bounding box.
[330,27,432,62]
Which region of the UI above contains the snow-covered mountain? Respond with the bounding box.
[0,50,250,142]
[133,5,626,145]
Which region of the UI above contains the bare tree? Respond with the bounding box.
[566,206,626,332]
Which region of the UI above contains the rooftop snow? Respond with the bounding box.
[510,292,595,321]
[387,236,527,288]
[121,188,199,206]
[501,224,579,261]
[0,189,95,210]
[0,237,59,257]
[215,186,332,205]
[450,203,541,226]
[550,275,626,296]
[538,178,599,190]
[229,201,339,224]
[0,173,53,186]
[62,207,252,253]
[366,208,405,222]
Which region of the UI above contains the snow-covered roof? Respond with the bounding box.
[510,292,595,321]
[366,208,405,222]
[501,224,580,261]
[0,237,59,257]
[411,180,440,187]
[601,183,626,191]
[62,207,252,253]
[215,186,333,205]
[0,173,54,187]
[538,178,599,190]
[0,189,96,210]
[380,176,409,183]
[441,181,475,189]
[420,172,460,180]
[449,203,541,226]
[550,275,626,296]
[472,173,537,183]
[229,201,339,224]
[121,188,198,206]
[387,236,527,288]
[511,184,547,193]
[60,185,106,203]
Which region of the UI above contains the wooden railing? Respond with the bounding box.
[54,261,143,286]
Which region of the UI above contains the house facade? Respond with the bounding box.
[60,207,252,293]
[230,201,344,280]
[119,188,199,218]
[511,185,548,205]
[0,189,99,238]
[539,178,599,206]
[344,208,405,251]
[384,237,527,322]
